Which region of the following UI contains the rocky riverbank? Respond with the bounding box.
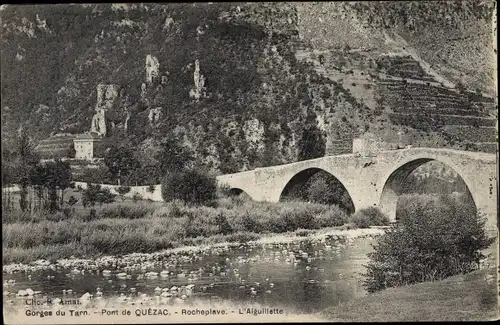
[3,226,385,274]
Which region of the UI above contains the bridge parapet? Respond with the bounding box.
[216,148,497,231]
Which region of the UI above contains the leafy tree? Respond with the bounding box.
[363,194,495,293]
[95,188,116,207]
[123,165,161,186]
[29,163,48,211]
[13,129,40,212]
[155,135,194,176]
[78,165,113,184]
[41,159,72,212]
[81,183,101,209]
[67,145,76,158]
[161,169,217,205]
[103,145,140,185]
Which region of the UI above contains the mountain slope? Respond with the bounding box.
[1,2,497,174]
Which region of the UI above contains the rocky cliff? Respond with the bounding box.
[1,2,497,174]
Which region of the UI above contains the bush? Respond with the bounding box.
[226,232,259,243]
[62,207,72,219]
[316,206,349,227]
[161,169,217,205]
[116,186,131,200]
[99,204,155,219]
[67,196,78,207]
[241,212,262,233]
[147,185,156,193]
[363,195,495,293]
[96,188,116,206]
[132,192,143,202]
[349,207,389,228]
[349,212,371,228]
[216,183,233,198]
[296,229,313,237]
[215,212,233,235]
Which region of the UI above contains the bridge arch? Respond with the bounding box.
[228,187,253,199]
[279,167,355,213]
[229,188,245,196]
[378,155,478,222]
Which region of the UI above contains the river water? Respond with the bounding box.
[3,234,377,315]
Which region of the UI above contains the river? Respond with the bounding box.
[3,232,379,321]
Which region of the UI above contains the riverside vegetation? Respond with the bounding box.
[2,187,388,265]
[2,128,390,265]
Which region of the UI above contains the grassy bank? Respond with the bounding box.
[320,264,498,322]
[2,196,387,264]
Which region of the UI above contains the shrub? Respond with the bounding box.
[99,204,154,219]
[241,212,262,233]
[147,185,156,193]
[296,229,313,237]
[62,207,72,219]
[349,207,389,228]
[132,193,143,202]
[96,188,116,206]
[216,183,233,198]
[215,212,233,235]
[363,195,495,293]
[226,232,259,243]
[349,212,371,228]
[316,206,349,227]
[161,169,217,205]
[116,186,131,201]
[361,206,390,226]
[67,196,78,207]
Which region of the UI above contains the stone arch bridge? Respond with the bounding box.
[216,148,498,231]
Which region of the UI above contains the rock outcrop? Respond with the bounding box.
[189,60,207,101]
[90,84,120,136]
[145,55,160,84]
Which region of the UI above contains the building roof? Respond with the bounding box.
[74,132,102,140]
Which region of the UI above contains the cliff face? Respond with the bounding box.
[1,2,497,173]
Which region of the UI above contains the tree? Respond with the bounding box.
[29,163,48,211]
[13,128,40,212]
[81,183,100,209]
[95,187,116,207]
[161,169,217,205]
[363,194,495,293]
[55,159,73,207]
[155,135,194,176]
[103,145,140,185]
[42,159,72,212]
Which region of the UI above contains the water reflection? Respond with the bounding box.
[3,235,377,313]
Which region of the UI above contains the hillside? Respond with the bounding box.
[1,2,497,174]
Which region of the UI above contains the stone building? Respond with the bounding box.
[73,132,102,159]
